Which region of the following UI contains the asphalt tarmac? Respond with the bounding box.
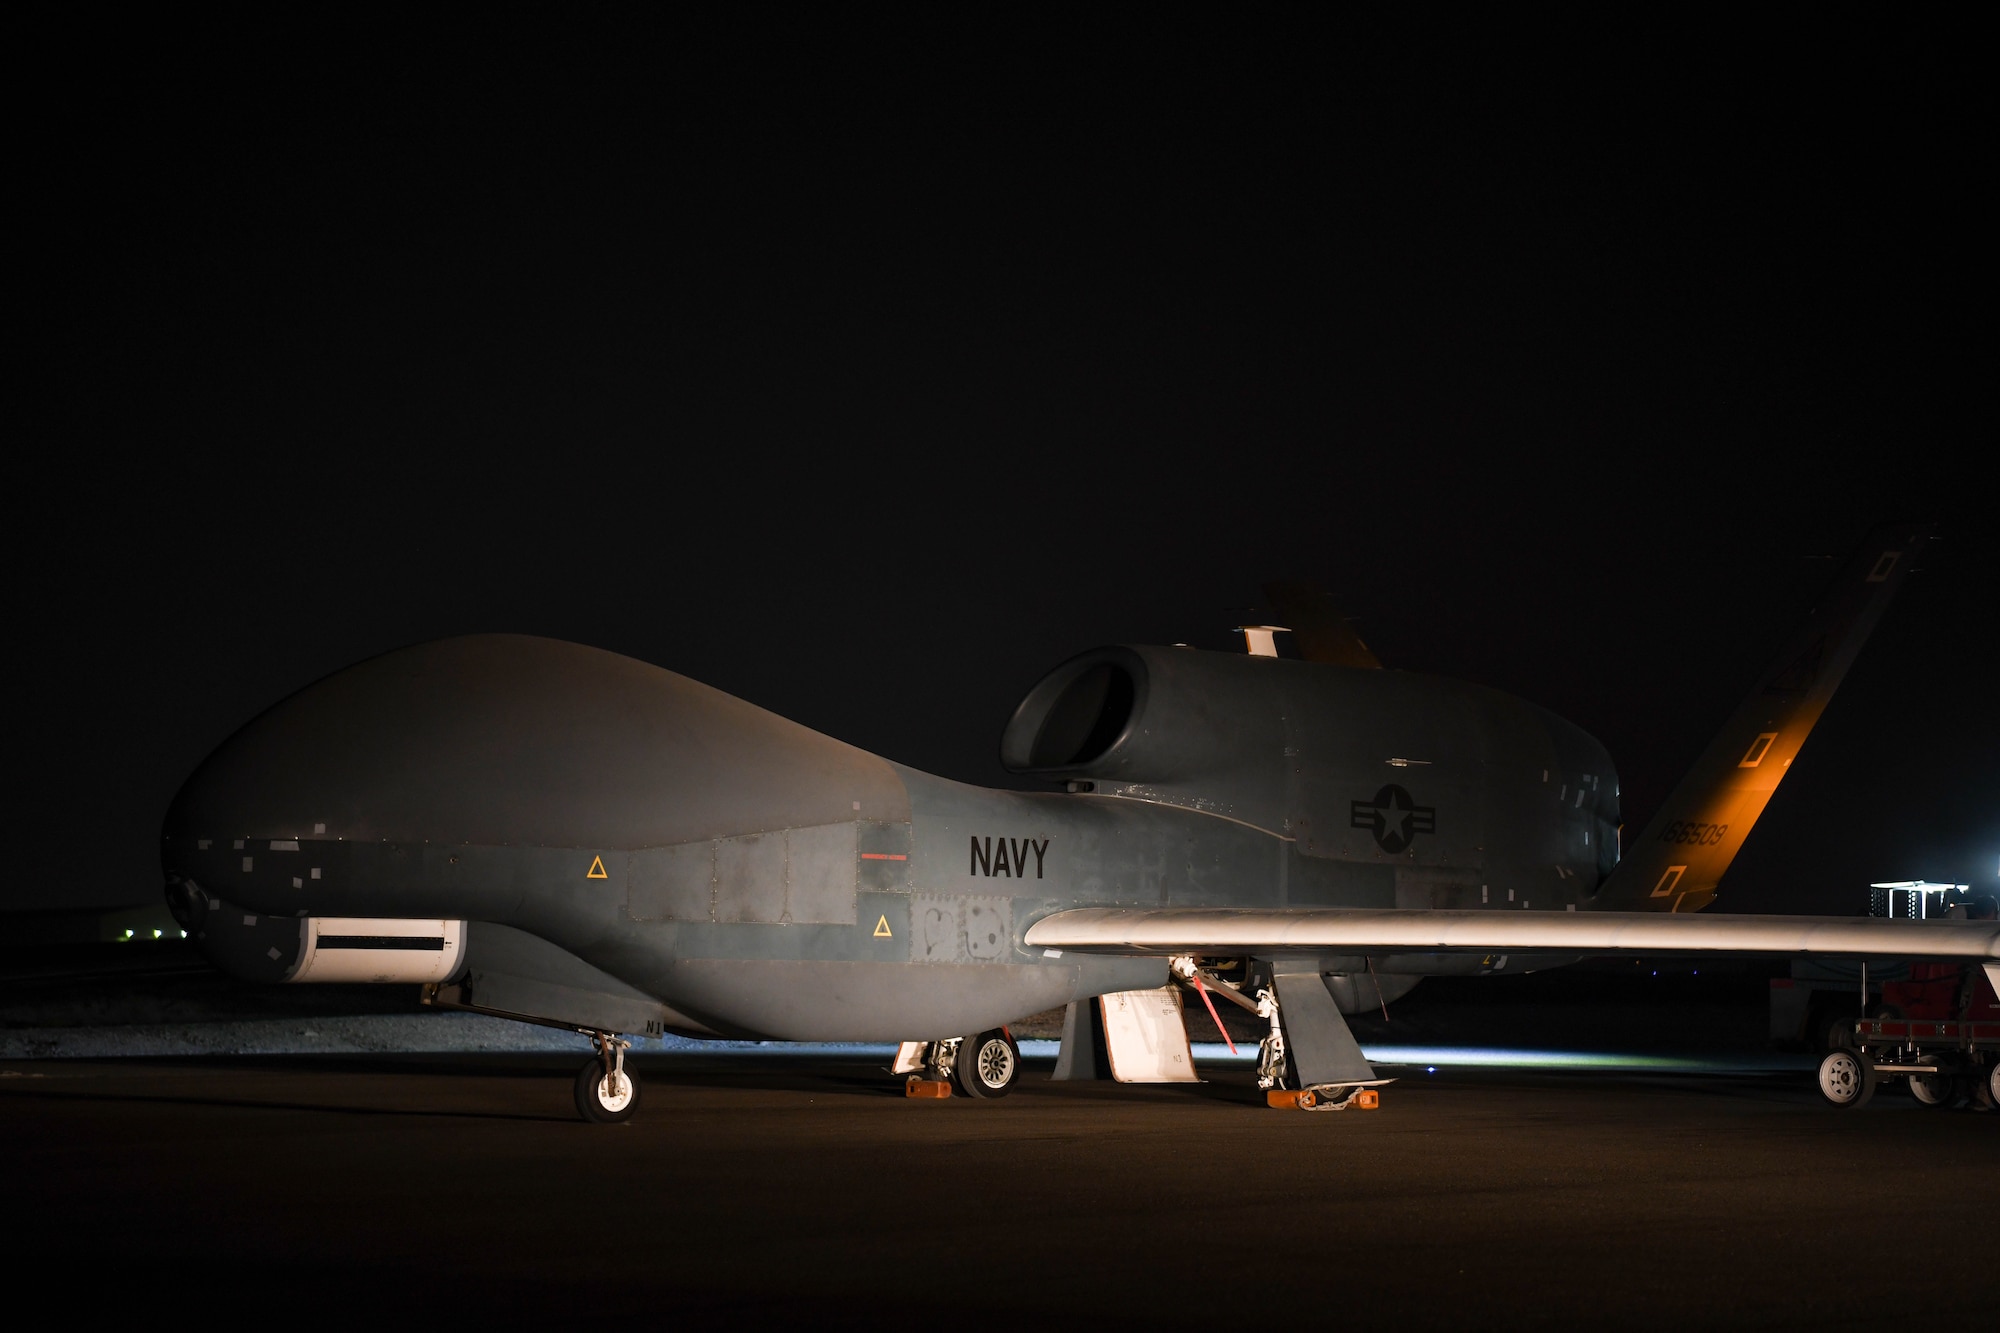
[4,1052,1992,1329]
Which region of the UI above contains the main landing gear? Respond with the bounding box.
[1253,979,1383,1112]
[955,1029,1021,1098]
[899,1029,1023,1099]
[575,1032,638,1124]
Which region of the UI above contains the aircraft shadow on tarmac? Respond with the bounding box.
[6,1052,1919,1121]
[7,1083,579,1123]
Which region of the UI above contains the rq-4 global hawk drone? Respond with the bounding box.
[162,524,1998,1120]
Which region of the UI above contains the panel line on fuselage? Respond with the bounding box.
[1066,791,1297,842]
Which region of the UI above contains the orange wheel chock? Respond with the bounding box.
[1266,1087,1383,1111]
[905,1077,952,1099]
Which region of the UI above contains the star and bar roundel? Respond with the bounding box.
[1350,784,1437,854]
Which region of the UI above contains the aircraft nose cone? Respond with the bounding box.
[163,635,696,852]
[160,633,908,881]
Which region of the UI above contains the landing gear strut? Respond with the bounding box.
[1254,984,1288,1091]
[575,1032,638,1124]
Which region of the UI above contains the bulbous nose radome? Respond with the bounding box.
[160,632,910,865]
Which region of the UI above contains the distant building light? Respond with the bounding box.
[1869,881,1971,919]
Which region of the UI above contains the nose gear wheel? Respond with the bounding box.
[575,1032,639,1123]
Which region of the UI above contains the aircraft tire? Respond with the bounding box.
[952,1029,1020,1099]
[574,1059,640,1124]
[1817,1049,1875,1109]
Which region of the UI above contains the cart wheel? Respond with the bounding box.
[1987,1059,1999,1110]
[1814,1007,1859,1053]
[1817,1049,1875,1108]
[1908,1067,1962,1109]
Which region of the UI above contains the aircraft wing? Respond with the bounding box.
[1024,907,2000,960]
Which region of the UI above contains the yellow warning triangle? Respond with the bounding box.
[586,855,608,880]
[873,915,893,938]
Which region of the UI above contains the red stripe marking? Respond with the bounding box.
[859,853,908,861]
[1192,976,1237,1055]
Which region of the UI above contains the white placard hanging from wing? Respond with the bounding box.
[1099,986,1200,1083]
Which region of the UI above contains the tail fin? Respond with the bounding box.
[1593,522,1936,913]
[1261,581,1383,669]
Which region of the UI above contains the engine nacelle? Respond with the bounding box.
[1001,645,1262,785]
[1001,644,1619,887]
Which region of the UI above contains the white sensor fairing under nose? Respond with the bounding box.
[288,917,464,983]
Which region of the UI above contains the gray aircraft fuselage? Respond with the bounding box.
[162,635,1619,1041]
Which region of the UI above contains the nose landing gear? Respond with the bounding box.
[575,1032,638,1123]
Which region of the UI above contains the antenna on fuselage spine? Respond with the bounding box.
[1259,581,1384,668]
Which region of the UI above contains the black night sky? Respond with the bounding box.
[21,17,1996,916]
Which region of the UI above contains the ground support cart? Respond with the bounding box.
[1816,1018,2000,1109]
